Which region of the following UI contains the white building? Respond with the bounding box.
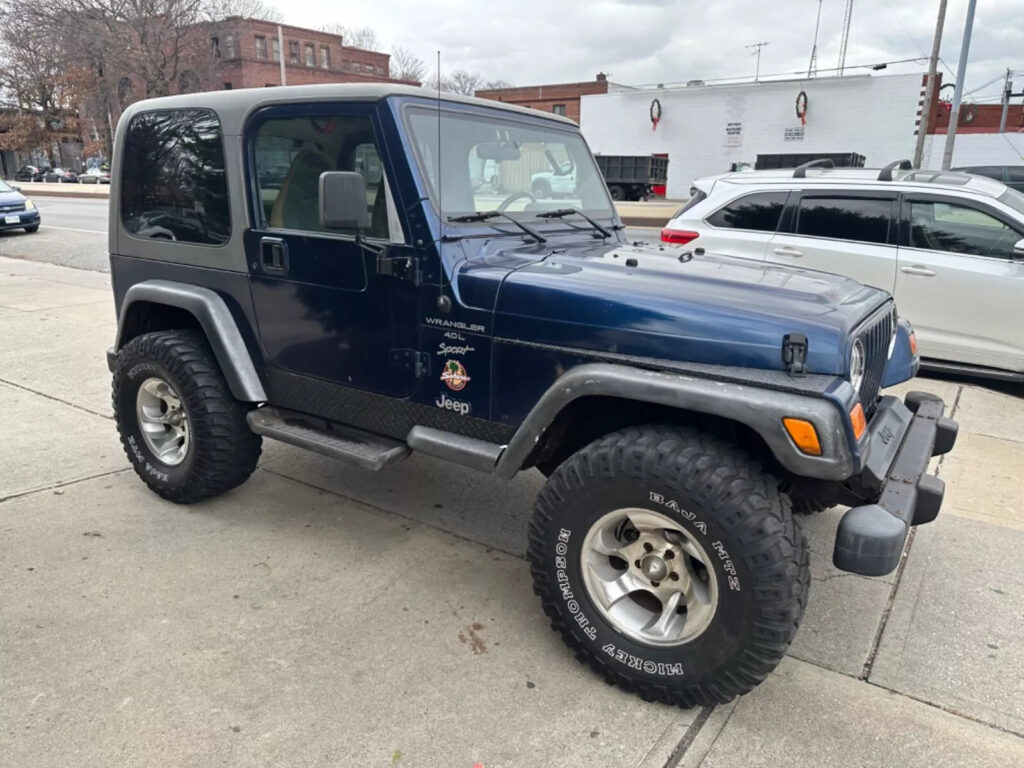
[580,73,928,198]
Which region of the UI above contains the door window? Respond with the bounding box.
[120,109,230,245]
[908,200,1022,259]
[252,114,392,239]
[795,196,892,244]
[705,191,787,232]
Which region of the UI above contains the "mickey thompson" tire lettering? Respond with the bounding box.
[555,528,598,641]
[601,643,685,676]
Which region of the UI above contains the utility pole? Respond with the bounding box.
[747,41,770,83]
[942,0,978,170]
[277,25,287,86]
[999,68,1012,133]
[913,0,949,168]
[808,0,823,78]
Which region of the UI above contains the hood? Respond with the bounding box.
[476,240,889,375]
[0,189,26,207]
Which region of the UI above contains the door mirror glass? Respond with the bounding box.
[1014,237,1024,260]
[11,185,20,192]
[319,171,370,230]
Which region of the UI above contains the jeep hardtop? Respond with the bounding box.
[106,83,958,707]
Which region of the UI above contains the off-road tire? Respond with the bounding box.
[527,424,809,707]
[112,329,261,503]
[607,184,625,200]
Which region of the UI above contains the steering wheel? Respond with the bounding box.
[497,190,536,212]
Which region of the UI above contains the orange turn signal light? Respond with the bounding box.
[909,332,918,356]
[782,418,822,456]
[850,403,867,441]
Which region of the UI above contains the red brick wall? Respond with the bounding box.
[476,78,610,123]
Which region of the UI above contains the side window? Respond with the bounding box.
[796,196,891,244]
[120,109,230,245]
[706,191,787,232]
[252,114,391,239]
[908,200,1022,259]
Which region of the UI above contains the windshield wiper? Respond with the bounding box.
[535,208,614,238]
[447,211,546,244]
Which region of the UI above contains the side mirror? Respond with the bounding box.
[319,171,369,230]
[1014,238,1024,261]
[11,185,21,192]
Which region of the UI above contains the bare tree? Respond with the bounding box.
[483,79,513,90]
[322,24,380,51]
[202,0,282,22]
[390,46,426,83]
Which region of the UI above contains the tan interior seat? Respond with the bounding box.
[269,148,334,230]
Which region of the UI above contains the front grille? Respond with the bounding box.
[856,304,895,415]
[0,203,25,213]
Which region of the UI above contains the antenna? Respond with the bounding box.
[746,41,770,83]
[808,0,823,78]
[838,0,855,75]
[436,50,442,226]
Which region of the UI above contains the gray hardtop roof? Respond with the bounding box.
[119,82,578,134]
[701,167,1009,200]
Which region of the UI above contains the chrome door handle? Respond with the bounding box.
[773,247,803,257]
[900,265,936,277]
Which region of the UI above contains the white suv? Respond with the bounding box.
[662,160,1024,381]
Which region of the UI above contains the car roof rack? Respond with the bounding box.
[792,159,834,178]
[878,159,913,182]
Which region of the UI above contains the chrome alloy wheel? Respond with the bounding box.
[135,376,190,466]
[581,508,719,647]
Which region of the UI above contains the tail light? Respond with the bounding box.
[661,229,700,245]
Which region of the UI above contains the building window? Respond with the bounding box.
[223,82,233,90]
[224,34,235,59]
[352,62,361,73]
[211,36,220,58]
[272,37,280,62]
[320,45,330,69]
[289,40,299,63]
[255,35,267,59]
[552,104,567,116]
[304,43,315,67]
[120,109,230,246]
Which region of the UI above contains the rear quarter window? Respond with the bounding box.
[120,109,230,246]
[705,191,788,231]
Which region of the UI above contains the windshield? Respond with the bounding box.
[0,181,12,193]
[999,187,1024,217]
[406,107,614,220]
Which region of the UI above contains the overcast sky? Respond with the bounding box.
[283,0,1023,101]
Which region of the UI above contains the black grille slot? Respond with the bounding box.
[857,306,894,415]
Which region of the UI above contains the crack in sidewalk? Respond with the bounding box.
[0,376,112,420]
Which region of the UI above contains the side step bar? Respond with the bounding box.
[919,358,1024,383]
[247,407,409,471]
[406,426,504,473]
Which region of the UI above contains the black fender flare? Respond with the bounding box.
[112,280,267,402]
[492,363,857,482]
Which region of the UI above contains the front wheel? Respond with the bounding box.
[112,329,262,503]
[24,224,39,233]
[527,425,808,707]
[607,185,624,201]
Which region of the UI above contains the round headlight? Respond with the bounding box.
[850,339,866,393]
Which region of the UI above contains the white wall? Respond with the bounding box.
[580,73,926,198]
[921,132,1024,169]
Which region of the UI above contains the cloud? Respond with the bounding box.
[286,0,1023,100]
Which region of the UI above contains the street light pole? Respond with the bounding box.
[912,0,948,168]
[942,0,977,170]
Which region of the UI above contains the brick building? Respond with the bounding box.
[475,74,632,123]
[199,17,413,90]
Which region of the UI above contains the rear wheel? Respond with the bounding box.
[608,185,625,201]
[112,329,261,503]
[527,425,808,707]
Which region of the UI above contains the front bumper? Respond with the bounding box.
[0,210,40,230]
[833,392,958,577]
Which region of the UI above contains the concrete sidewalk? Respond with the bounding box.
[1,255,1022,767]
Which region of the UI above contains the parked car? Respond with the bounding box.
[662,159,1024,381]
[104,86,955,708]
[43,168,79,183]
[13,165,47,182]
[954,165,1024,193]
[80,167,111,184]
[0,179,41,233]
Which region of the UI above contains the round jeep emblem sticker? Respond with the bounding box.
[441,360,471,391]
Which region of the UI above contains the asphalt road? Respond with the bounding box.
[0,195,661,274]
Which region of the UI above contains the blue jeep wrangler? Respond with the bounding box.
[106,84,957,707]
